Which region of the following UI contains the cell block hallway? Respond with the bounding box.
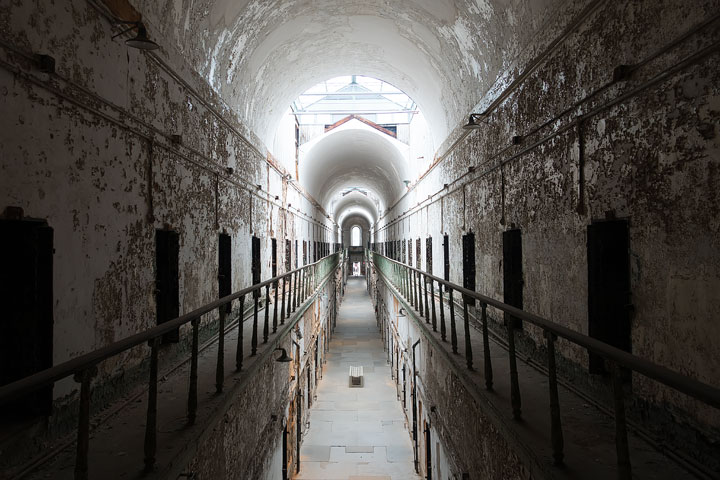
[296,277,418,480]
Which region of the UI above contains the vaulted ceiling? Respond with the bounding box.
[136,0,564,225]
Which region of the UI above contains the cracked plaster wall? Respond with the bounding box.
[375,0,720,463]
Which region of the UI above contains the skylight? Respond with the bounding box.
[291,75,417,125]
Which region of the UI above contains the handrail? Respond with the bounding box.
[369,249,719,479]
[369,250,720,409]
[0,253,339,405]
[0,250,342,479]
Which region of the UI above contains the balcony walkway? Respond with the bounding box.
[296,277,419,480]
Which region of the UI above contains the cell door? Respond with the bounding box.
[252,236,261,297]
[271,238,278,278]
[0,218,53,422]
[503,229,523,328]
[462,232,476,305]
[426,237,433,274]
[218,233,232,312]
[587,220,631,373]
[156,229,180,343]
[443,234,450,282]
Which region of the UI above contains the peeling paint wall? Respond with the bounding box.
[0,0,336,450]
[376,0,720,467]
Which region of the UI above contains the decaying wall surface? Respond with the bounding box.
[0,0,336,466]
[183,270,340,479]
[375,0,720,468]
[369,272,530,480]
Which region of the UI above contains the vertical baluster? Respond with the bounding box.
[294,270,299,310]
[188,318,199,423]
[409,269,415,307]
[263,284,270,343]
[273,281,279,333]
[73,366,96,480]
[430,278,437,332]
[251,293,259,356]
[462,298,473,370]
[481,303,493,390]
[439,282,446,341]
[508,317,521,419]
[545,331,564,466]
[280,276,286,323]
[144,337,159,473]
[216,306,226,393]
[286,272,293,316]
[449,288,457,354]
[236,295,245,371]
[417,273,423,316]
[423,274,429,322]
[611,361,631,479]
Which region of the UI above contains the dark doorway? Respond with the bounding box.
[251,235,261,297]
[503,229,523,328]
[462,232,476,305]
[156,229,180,343]
[271,238,278,278]
[443,234,450,282]
[285,239,292,273]
[424,421,432,480]
[282,423,288,480]
[294,240,298,269]
[303,241,307,266]
[0,218,53,423]
[218,233,232,313]
[416,238,422,270]
[426,237,433,274]
[587,220,632,374]
[408,239,413,266]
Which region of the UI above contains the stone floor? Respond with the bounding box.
[296,277,420,480]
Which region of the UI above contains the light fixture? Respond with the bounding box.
[403,180,411,188]
[462,113,484,130]
[112,21,159,51]
[273,347,292,362]
[398,308,407,317]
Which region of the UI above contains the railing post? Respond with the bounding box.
[251,293,259,356]
[545,331,564,466]
[481,303,493,390]
[423,274,429,322]
[430,278,437,332]
[263,284,270,343]
[439,282,446,341]
[449,288,457,354]
[280,276,286,322]
[216,306,226,393]
[508,320,522,420]
[188,317,199,423]
[294,270,299,310]
[462,298,473,370]
[144,337,159,473]
[286,272,293,315]
[611,361,632,479]
[273,281,279,333]
[236,295,245,371]
[73,366,96,480]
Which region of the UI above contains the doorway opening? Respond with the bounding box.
[352,262,361,276]
[0,217,53,426]
[503,229,523,329]
[587,220,632,374]
[156,229,180,343]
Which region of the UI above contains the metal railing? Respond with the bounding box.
[369,250,720,479]
[0,251,342,479]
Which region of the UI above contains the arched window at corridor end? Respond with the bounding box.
[351,226,361,247]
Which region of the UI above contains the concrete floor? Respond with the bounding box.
[296,277,419,480]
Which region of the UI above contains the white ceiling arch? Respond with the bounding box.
[141,0,565,149]
[299,122,410,213]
